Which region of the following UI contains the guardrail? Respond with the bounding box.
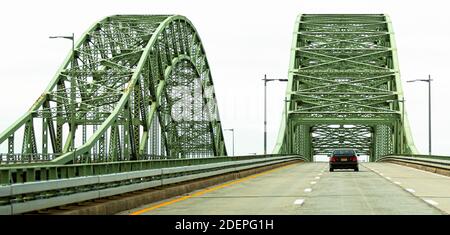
[377,155,450,172]
[0,155,304,214]
[0,154,295,185]
[379,154,450,161]
[378,154,450,163]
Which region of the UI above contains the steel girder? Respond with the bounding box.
[0,15,227,165]
[274,14,418,161]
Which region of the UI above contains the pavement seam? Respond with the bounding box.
[352,165,376,215]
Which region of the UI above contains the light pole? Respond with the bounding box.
[224,128,234,156]
[263,74,288,155]
[50,33,76,151]
[407,75,432,155]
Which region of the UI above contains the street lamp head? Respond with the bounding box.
[407,78,432,83]
[386,99,405,103]
[49,35,74,40]
[263,78,289,82]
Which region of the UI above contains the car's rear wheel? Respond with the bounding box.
[354,167,359,172]
[329,168,334,172]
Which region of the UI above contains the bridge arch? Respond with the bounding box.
[0,15,227,164]
[274,14,418,161]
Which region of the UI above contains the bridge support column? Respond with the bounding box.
[293,124,312,161]
[374,125,394,161]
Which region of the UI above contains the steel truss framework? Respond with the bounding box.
[274,14,418,161]
[0,15,227,165]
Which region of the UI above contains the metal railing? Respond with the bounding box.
[0,155,305,214]
[0,153,60,165]
[378,154,450,162]
[0,153,188,165]
[0,154,300,185]
[377,154,450,170]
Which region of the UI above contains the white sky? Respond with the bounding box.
[0,0,449,156]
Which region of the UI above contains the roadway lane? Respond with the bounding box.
[364,162,450,214]
[120,163,444,215]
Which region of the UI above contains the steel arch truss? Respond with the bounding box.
[274,14,417,161]
[0,15,227,164]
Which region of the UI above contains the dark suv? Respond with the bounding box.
[329,149,359,172]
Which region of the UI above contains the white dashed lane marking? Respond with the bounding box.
[294,199,305,205]
[424,199,438,206]
[406,188,415,193]
[304,188,312,193]
[310,181,317,185]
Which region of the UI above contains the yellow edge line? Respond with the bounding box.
[129,163,296,215]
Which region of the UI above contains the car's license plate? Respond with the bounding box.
[341,158,347,161]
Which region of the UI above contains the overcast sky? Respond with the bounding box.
[0,0,449,156]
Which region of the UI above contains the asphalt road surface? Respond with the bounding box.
[120,162,448,215]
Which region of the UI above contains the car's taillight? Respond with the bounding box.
[351,156,358,162]
[330,156,336,162]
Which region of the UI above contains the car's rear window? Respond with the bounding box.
[333,150,355,156]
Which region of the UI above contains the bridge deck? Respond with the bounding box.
[121,163,448,215]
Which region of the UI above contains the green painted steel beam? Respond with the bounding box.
[274,14,418,161]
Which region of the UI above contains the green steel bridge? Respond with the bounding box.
[0,15,227,166]
[0,14,448,215]
[273,14,417,162]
